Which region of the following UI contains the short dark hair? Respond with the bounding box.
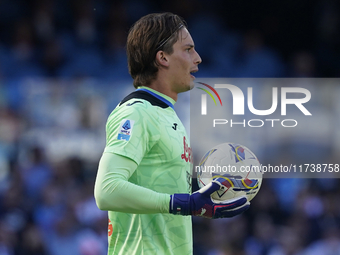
[127,12,187,88]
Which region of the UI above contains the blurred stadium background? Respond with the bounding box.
[0,0,340,254]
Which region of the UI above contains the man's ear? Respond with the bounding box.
[155,51,169,67]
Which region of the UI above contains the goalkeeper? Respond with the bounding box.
[94,12,250,255]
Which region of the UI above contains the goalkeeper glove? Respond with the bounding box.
[169,177,250,219]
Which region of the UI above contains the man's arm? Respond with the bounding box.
[94,152,170,214]
[94,152,250,218]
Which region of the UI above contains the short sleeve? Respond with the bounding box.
[104,103,160,165]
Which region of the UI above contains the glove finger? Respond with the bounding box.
[218,203,250,218]
[215,196,248,209]
[211,177,229,186]
[197,181,221,196]
[211,177,233,192]
[212,177,258,192]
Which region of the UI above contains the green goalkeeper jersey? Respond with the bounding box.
[104,86,193,255]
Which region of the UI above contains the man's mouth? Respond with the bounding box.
[190,69,198,78]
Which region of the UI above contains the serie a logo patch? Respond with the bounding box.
[117,119,135,141]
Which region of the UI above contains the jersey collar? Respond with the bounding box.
[136,86,175,110]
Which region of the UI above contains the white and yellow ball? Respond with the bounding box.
[197,142,263,202]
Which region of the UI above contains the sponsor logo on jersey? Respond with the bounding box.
[181,136,192,163]
[117,119,135,141]
[108,219,113,237]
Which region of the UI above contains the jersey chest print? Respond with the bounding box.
[181,136,192,163]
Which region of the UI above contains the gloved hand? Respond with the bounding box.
[169,177,250,219]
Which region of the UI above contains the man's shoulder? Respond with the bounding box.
[108,92,156,123]
[119,90,170,109]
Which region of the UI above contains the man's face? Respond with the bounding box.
[166,28,202,93]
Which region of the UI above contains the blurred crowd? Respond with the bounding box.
[0,0,340,254]
[0,0,339,80]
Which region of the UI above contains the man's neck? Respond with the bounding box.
[147,80,178,102]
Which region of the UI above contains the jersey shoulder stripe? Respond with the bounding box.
[119,90,170,109]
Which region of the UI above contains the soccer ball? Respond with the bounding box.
[197,142,263,202]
